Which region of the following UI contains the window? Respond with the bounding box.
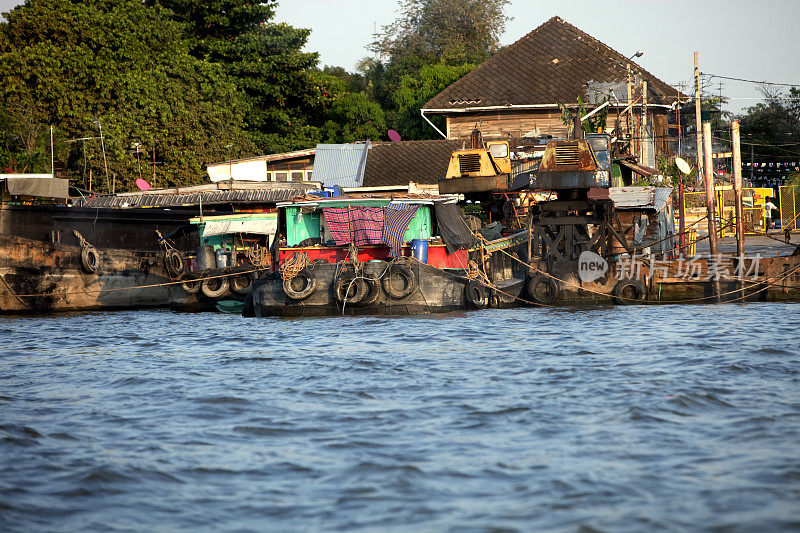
[275,172,288,181]
[291,171,303,182]
[488,142,508,159]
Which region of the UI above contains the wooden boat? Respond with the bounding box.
[0,175,315,313]
[246,195,529,317]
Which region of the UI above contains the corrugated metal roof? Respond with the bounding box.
[75,187,312,208]
[312,143,370,188]
[588,186,673,211]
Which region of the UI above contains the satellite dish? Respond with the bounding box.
[136,178,151,191]
[675,157,691,175]
[387,129,402,142]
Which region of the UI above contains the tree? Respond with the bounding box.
[738,86,800,161]
[320,93,386,143]
[152,0,339,154]
[393,63,476,140]
[0,0,255,190]
[366,0,510,139]
[370,0,510,69]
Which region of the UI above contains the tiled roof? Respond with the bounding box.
[362,140,463,187]
[424,16,681,110]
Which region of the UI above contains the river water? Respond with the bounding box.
[1,305,799,532]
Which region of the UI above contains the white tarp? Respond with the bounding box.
[207,160,267,182]
[202,218,277,237]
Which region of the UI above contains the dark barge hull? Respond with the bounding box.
[0,233,193,313]
[0,204,202,313]
[249,255,526,318]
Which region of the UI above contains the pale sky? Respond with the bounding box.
[2,0,798,114]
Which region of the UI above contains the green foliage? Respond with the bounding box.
[154,1,333,154]
[366,0,509,138]
[558,97,608,135]
[738,86,800,161]
[0,0,254,189]
[657,155,696,188]
[370,0,510,68]
[393,63,476,140]
[321,93,386,143]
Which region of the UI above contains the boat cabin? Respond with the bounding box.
[275,196,475,270]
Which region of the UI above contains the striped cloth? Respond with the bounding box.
[322,207,385,246]
[383,206,419,257]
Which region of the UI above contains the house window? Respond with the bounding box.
[306,171,312,181]
[291,171,303,182]
[275,172,288,181]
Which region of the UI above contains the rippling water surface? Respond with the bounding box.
[1,305,799,531]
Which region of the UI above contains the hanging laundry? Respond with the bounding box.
[383,206,419,257]
[322,207,352,245]
[322,207,385,246]
[349,207,384,246]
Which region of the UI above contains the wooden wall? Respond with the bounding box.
[445,108,671,157]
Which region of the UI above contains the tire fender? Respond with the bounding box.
[180,272,201,294]
[80,246,99,273]
[231,272,256,295]
[612,278,647,305]
[466,280,489,309]
[164,249,185,278]
[381,264,417,300]
[527,274,561,305]
[282,269,316,300]
[201,276,230,299]
[333,274,367,304]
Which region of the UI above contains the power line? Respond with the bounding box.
[701,73,799,87]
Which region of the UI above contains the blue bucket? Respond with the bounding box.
[410,239,429,264]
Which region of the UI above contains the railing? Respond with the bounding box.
[779,185,799,231]
[682,188,767,237]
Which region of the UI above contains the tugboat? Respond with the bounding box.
[246,194,529,317]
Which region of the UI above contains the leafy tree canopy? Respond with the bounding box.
[738,86,800,161]
[0,0,254,189]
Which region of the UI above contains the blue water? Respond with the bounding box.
[1,305,799,532]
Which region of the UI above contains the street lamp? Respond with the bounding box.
[629,50,643,60]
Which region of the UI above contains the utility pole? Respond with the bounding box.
[732,120,745,292]
[677,83,683,157]
[703,121,720,300]
[641,80,649,167]
[694,52,703,184]
[627,63,633,152]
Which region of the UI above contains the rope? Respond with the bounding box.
[6,266,270,298]
[279,252,309,281]
[72,230,92,249]
[489,235,800,304]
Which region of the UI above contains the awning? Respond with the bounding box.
[2,176,69,198]
[616,159,659,177]
[201,218,277,237]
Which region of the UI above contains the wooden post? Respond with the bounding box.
[641,80,649,167]
[694,52,704,184]
[732,120,745,290]
[627,63,633,150]
[88,168,92,193]
[703,121,720,300]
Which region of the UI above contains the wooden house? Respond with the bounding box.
[422,16,684,168]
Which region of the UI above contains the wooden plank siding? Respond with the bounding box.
[445,108,672,157]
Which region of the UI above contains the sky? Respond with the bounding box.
[2,0,799,114]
